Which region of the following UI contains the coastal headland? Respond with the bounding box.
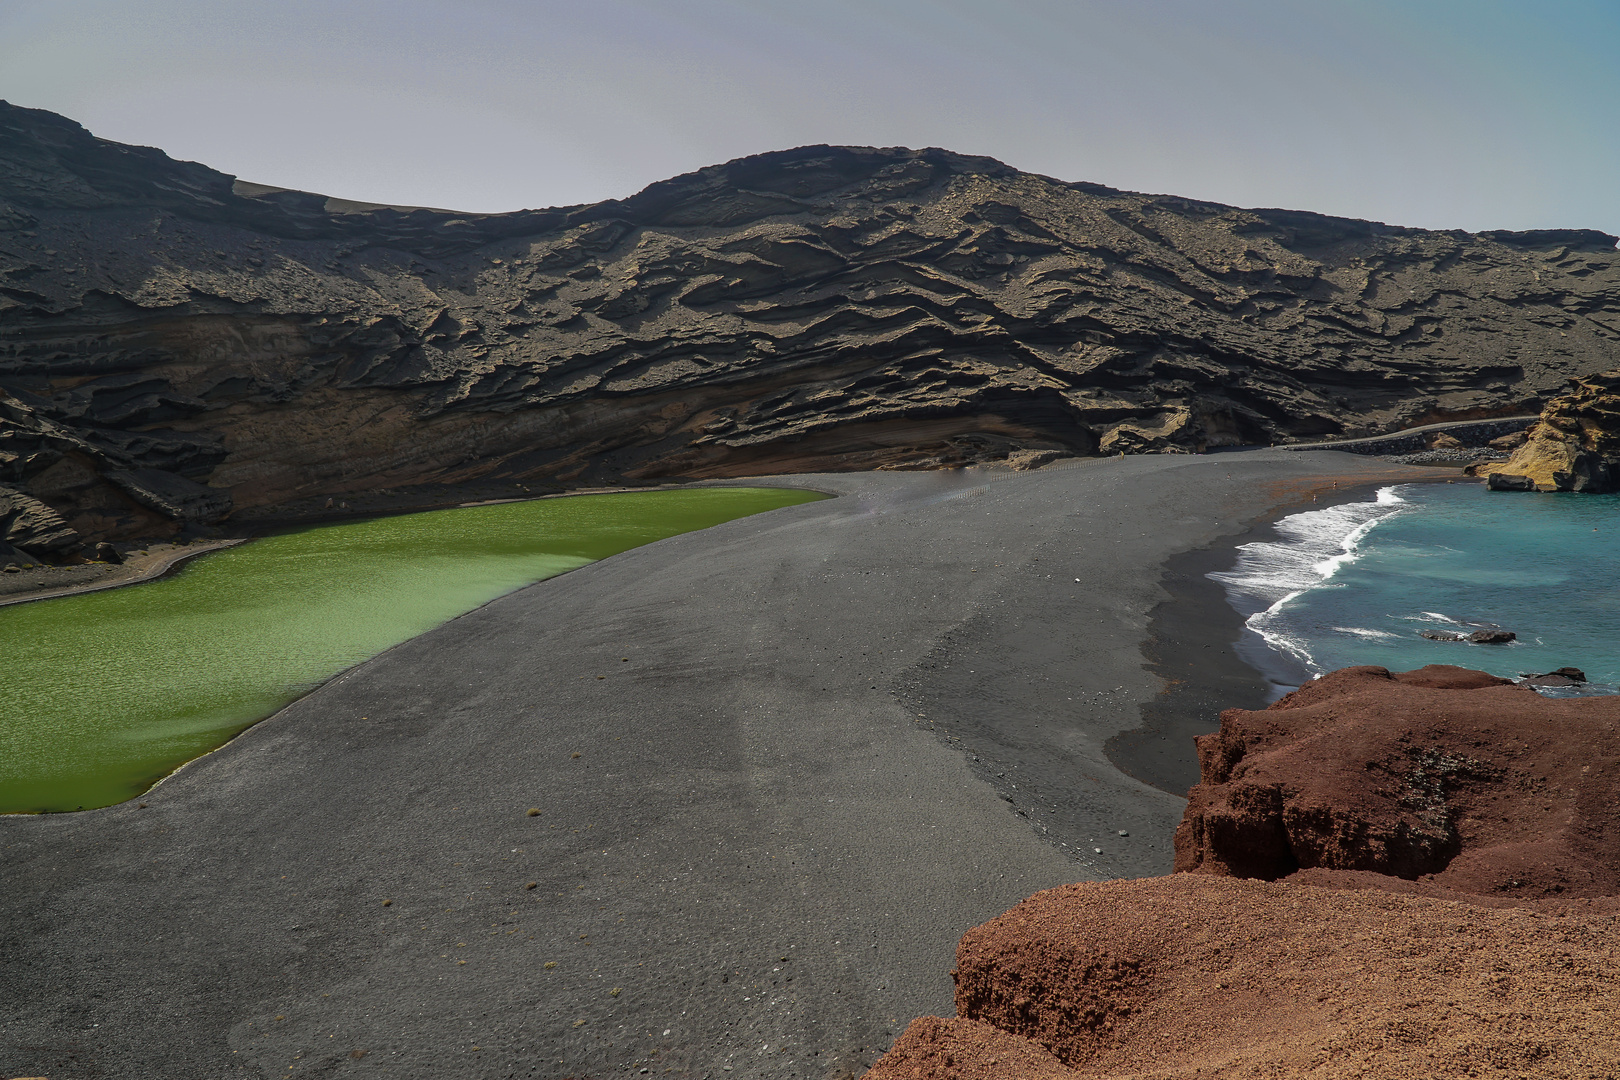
[870,662,1620,1078]
[0,449,1437,1079]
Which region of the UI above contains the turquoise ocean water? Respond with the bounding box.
[1211,481,1620,696]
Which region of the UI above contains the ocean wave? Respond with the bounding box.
[1331,626,1402,640]
[1209,486,1409,673]
[1399,611,1505,629]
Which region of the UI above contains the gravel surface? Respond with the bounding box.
[0,450,1439,1080]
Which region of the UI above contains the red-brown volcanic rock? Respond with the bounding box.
[1174,664,1620,902]
[867,875,1620,1080]
[864,668,1620,1079]
[863,1017,1081,1080]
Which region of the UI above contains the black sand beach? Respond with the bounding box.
[0,451,1439,1079]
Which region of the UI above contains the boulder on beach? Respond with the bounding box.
[1488,429,1529,451]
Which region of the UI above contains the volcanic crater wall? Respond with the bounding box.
[3,100,1619,543]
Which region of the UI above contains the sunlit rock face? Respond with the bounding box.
[1485,368,1620,492]
[3,100,1618,540]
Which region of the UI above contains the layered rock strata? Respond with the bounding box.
[1484,368,1620,491]
[3,101,1619,542]
[865,666,1620,1078]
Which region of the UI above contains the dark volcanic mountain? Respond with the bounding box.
[2,101,1617,545]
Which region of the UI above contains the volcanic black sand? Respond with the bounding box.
[0,450,1440,1080]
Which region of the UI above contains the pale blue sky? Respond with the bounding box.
[2,0,1616,233]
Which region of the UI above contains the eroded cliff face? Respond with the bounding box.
[1484,368,1620,491]
[3,100,1619,543]
[1174,664,1620,904]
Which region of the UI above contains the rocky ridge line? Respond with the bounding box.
[3,100,1619,547]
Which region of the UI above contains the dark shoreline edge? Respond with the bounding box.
[1107,479,1436,796]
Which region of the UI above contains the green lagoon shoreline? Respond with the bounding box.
[0,485,827,814]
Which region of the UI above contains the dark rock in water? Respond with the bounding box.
[104,469,232,524]
[1523,666,1587,687]
[0,484,79,552]
[1419,629,1516,644]
[93,541,122,564]
[1524,674,1578,687]
[1486,472,1537,491]
[1468,630,1516,644]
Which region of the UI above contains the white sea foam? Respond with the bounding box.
[1331,626,1402,640]
[1209,486,1409,672]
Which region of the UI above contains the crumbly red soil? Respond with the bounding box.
[868,876,1620,1080]
[866,666,1620,1080]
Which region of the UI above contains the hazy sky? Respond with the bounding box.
[3,1,1617,233]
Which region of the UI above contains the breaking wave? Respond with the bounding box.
[1209,486,1408,673]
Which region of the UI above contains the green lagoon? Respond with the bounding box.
[0,486,823,814]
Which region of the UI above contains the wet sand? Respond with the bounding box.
[0,450,1443,1080]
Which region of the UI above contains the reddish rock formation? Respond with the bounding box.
[1174,664,1620,902]
[867,875,1620,1080]
[864,667,1620,1079]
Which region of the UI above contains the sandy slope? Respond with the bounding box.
[0,450,1435,1079]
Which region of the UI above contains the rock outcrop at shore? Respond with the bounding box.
[3,100,1618,541]
[1174,664,1620,904]
[864,666,1620,1078]
[1483,368,1620,492]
